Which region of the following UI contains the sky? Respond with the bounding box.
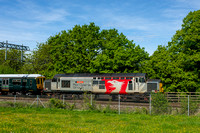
[0,0,199,55]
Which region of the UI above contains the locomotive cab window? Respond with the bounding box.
[36,79,39,84]
[139,77,145,83]
[62,80,70,88]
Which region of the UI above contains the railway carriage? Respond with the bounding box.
[0,74,45,95]
[44,73,162,96]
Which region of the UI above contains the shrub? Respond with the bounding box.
[180,96,199,115]
[133,107,148,114]
[82,93,97,111]
[49,98,65,109]
[151,92,171,114]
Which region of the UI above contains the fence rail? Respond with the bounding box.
[166,92,200,102]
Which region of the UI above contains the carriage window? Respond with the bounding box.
[12,79,21,85]
[126,77,132,79]
[139,77,145,83]
[113,77,119,79]
[93,81,98,85]
[101,77,104,79]
[128,81,133,90]
[105,77,111,79]
[99,85,105,89]
[99,81,105,84]
[3,80,5,85]
[30,80,32,86]
[52,78,57,82]
[93,77,96,80]
[98,77,101,80]
[99,81,105,89]
[121,77,124,80]
[136,78,138,83]
[62,80,70,88]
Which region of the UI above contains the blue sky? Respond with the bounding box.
[0,0,199,55]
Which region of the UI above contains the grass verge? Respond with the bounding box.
[0,107,199,132]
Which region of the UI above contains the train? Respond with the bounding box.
[0,74,45,95]
[44,73,162,96]
[0,73,163,97]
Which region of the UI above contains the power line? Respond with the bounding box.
[0,41,30,51]
[0,40,30,62]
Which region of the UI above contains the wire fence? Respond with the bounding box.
[0,93,199,116]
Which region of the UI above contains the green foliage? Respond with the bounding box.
[151,93,171,114]
[30,22,148,78]
[132,107,148,115]
[82,93,97,111]
[0,49,22,74]
[49,98,65,109]
[180,97,199,115]
[141,10,200,92]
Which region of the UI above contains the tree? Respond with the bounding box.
[0,49,22,74]
[142,10,200,92]
[33,23,149,78]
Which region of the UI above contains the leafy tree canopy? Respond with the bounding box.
[31,22,149,78]
[141,10,200,92]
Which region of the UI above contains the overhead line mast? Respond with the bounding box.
[0,40,30,63]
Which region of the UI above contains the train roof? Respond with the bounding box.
[0,74,44,78]
[53,73,146,78]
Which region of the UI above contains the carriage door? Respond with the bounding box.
[135,77,139,91]
[0,79,2,90]
[57,78,61,90]
[139,77,146,91]
[2,78,9,90]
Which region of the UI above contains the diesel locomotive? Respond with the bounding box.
[44,73,163,95]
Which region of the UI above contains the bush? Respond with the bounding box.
[82,93,97,111]
[151,92,171,114]
[49,98,65,109]
[180,96,199,115]
[133,107,148,115]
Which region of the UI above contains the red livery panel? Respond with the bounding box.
[103,79,131,94]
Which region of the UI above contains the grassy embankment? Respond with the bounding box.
[0,107,199,132]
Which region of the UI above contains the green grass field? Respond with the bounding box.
[0,107,199,133]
